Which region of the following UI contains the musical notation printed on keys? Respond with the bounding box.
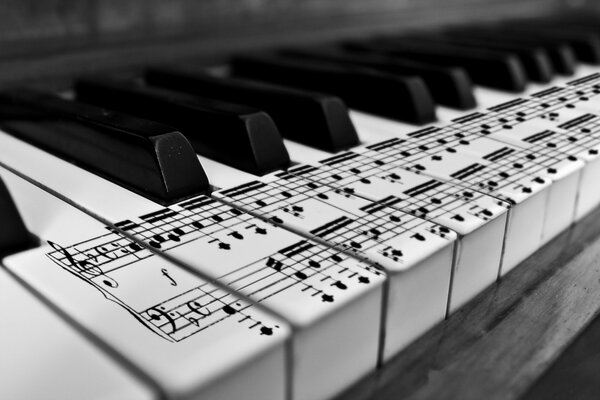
[46,237,276,342]
[347,73,600,270]
[272,150,508,312]
[288,152,509,232]
[44,194,381,341]
[213,161,457,361]
[215,171,456,271]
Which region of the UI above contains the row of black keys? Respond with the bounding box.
[0,16,598,205]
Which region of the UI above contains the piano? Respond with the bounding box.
[2,1,600,399]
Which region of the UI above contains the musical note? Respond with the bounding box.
[411,233,426,241]
[228,231,244,240]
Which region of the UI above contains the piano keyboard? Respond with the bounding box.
[3,15,600,400]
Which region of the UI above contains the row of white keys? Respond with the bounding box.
[0,167,290,400]
[0,121,458,370]
[284,156,510,313]
[375,131,562,269]
[0,135,386,400]
[282,118,549,279]
[301,69,600,273]
[4,69,596,400]
[278,118,512,312]
[199,65,600,312]
[123,196,385,400]
[156,150,456,359]
[286,130,549,276]
[197,153,478,322]
[165,65,597,314]
[445,126,584,245]
[487,73,600,220]
[211,168,457,361]
[180,69,598,314]
[418,71,600,237]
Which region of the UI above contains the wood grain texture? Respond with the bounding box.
[521,311,600,400]
[335,204,600,400]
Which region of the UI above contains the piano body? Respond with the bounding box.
[2,0,600,399]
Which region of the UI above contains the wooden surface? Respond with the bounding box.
[521,304,600,400]
[0,0,575,87]
[335,205,600,400]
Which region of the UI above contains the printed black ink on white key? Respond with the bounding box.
[0,168,290,400]
[450,115,584,245]
[214,170,457,360]
[0,117,387,400]
[354,131,552,274]
[285,150,509,312]
[59,192,386,400]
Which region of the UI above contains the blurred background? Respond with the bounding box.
[0,0,594,86]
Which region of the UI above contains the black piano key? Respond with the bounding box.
[403,35,554,83]
[280,47,477,109]
[0,178,37,256]
[500,24,600,64]
[444,29,577,75]
[345,39,528,92]
[0,90,209,204]
[230,53,437,124]
[145,68,359,153]
[75,77,290,176]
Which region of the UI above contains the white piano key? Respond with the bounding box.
[197,155,258,189]
[5,246,290,400]
[213,171,457,361]
[0,142,386,400]
[0,268,155,400]
[255,75,600,296]
[350,110,430,142]
[283,139,333,164]
[537,158,583,243]
[577,96,600,114]
[0,168,291,400]
[470,87,518,110]
[573,147,600,220]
